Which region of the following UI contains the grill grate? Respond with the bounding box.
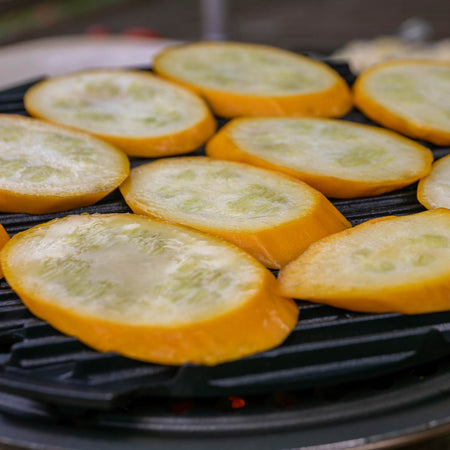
[0,65,449,411]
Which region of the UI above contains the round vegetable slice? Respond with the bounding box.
[120,157,350,268]
[1,214,298,366]
[418,154,450,210]
[153,42,352,118]
[0,114,129,214]
[353,60,450,145]
[24,69,216,157]
[206,118,433,198]
[0,224,10,278]
[278,209,450,314]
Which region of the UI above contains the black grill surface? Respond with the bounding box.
[0,66,449,413]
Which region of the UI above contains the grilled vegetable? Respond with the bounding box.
[354,60,450,145]
[154,42,352,118]
[418,154,450,210]
[0,224,9,278]
[278,209,450,314]
[24,69,216,157]
[120,157,351,268]
[206,117,433,198]
[0,114,129,214]
[1,214,298,366]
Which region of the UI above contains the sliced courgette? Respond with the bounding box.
[0,224,9,278]
[418,154,450,210]
[206,117,433,198]
[24,69,216,157]
[353,60,450,145]
[278,209,450,314]
[154,42,352,118]
[0,114,129,214]
[120,157,350,268]
[1,214,298,366]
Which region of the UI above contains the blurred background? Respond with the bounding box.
[0,0,449,87]
[1,0,450,50]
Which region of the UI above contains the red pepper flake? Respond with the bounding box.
[228,396,246,409]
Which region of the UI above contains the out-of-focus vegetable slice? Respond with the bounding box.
[0,114,129,214]
[353,60,450,145]
[418,154,450,210]
[0,224,9,278]
[154,42,352,118]
[24,69,216,157]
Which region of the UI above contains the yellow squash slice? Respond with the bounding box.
[154,42,352,118]
[418,154,450,210]
[278,209,450,314]
[120,157,351,268]
[24,69,216,157]
[206,118,433,198]
[0,114,129,214]
[353,60,450,145]
[1,214,298,366]
[0,224,10,278]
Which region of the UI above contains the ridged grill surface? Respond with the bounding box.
[0,66,449,411]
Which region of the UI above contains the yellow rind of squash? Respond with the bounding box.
[0,188,125,215]
[24,69,217,157]
[1,214,299,366]
[417,154,450,210]
[120,158,351,269]
[353,59,450,146]
[206,118,433,199]
[278,209,450,314]
[0,224,9,278]
[154,42,352,118]
[0,114,130,214]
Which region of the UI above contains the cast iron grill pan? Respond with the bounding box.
[0,64,449,410]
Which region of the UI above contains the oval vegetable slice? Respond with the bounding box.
[278,209,450,314]
[1,214,298,366]
[0,224,10,278]
[206,118,433,198]
[0,114,129,214]
[418,154,450,210]
[154,42,352,118]
[24,69,216,157]
[353,60,450,145]
[120,157,350,268]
